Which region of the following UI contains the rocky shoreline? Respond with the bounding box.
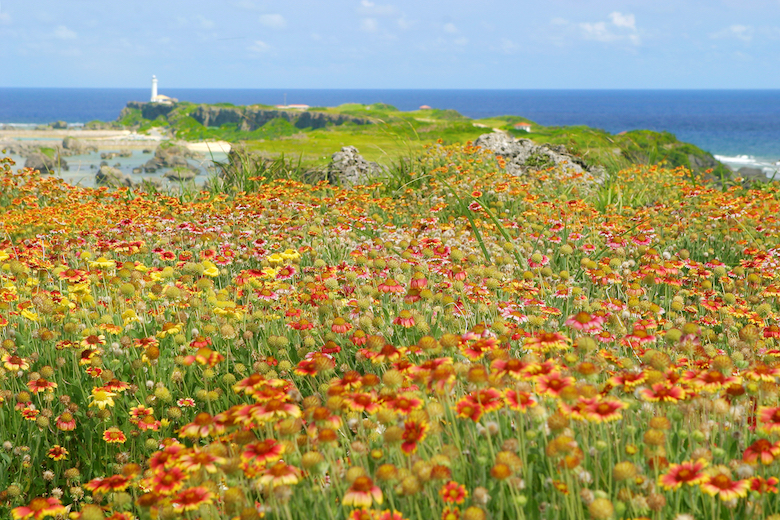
[0,128,234,188]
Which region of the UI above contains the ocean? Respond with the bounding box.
[2,88,779,177]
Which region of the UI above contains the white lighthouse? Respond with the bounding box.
[151,75,158,102]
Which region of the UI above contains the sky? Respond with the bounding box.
[1,0,779,89]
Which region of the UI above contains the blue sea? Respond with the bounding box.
[2,88,779,176]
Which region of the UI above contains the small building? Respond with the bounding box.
[419,105,432,110]
[514,122,532,132]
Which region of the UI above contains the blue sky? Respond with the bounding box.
[1,0,779,88]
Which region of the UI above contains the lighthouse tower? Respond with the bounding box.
[151,75,158,102]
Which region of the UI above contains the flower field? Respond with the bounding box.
[1,143,780,520]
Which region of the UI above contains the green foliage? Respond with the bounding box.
[208,152,316,194]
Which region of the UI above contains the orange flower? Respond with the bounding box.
[639,383,686,403]
[179,449,224,474]
[103,427,127,444]
[700,471,750,501]
[258,461,300,488]
[536,372,575,397]
[47,445,68,461]
[149,467,186,495]
[12,497,68,520]
[241,439,285,466]
[27,378,57,394]
[757,406,780,433]
[179,412,224,438]
[393,310,416,328]
[401,419,429,455]
[504,389,537,412]
[439,481,468,504]
[743,438,780,465]
[55,412,76,431]
[172,486,214,512]
[564,311,604,332]
[85,474,131,494]
[343,476,383,508]
[524,332,570,353]
[332,317,353,334]
[3,354,29,372]
[583,399,628,423]
[658,460,708,490]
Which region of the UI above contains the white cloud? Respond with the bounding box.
[443,23,458,34]
[609,12,635,30]
[453,37,469,46]
[0,11,11,25]
[197,15,214,29]
[359,1,396,16]
[397,16,415,30]
[499,38,519,54]
[579,12,640,45]
[360,18,378,33]
[247,40,271,53]
[54,25,77,40]
[711,24,754,42]
[259,14,286,29]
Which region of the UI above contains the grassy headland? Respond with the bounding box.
[117,101,730,177]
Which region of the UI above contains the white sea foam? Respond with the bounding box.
[715,154,780,177]
[714,154,757,164]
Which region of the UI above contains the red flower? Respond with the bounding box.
[401,419,429,454]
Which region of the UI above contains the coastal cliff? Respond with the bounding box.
[119,101,371,134]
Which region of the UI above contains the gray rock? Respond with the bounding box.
[473,132,605,186]
[24,152,69,173]
[327,146,387,187]
[95,165,133,187]
[736,166,770,185]
[62,136,97,155]
[143,144,196,172]
[164,169,198,182]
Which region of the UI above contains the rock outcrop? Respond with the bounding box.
[474,132,605,185]
[24,152,69,173]
[142,144,197,172]
[164,169,198,182]
[327,146,387,187]
[95,165,132,187]
[62,136,98,155]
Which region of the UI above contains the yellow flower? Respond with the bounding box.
[0,250,9,262]
[21,309,39,322]
[267,253,284,266]
[261,267,278,279]
[202,261,220,278]
[280,249,300,261]
[122,309,140,325]
[89,389,117,409]
[88,257,115,269]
